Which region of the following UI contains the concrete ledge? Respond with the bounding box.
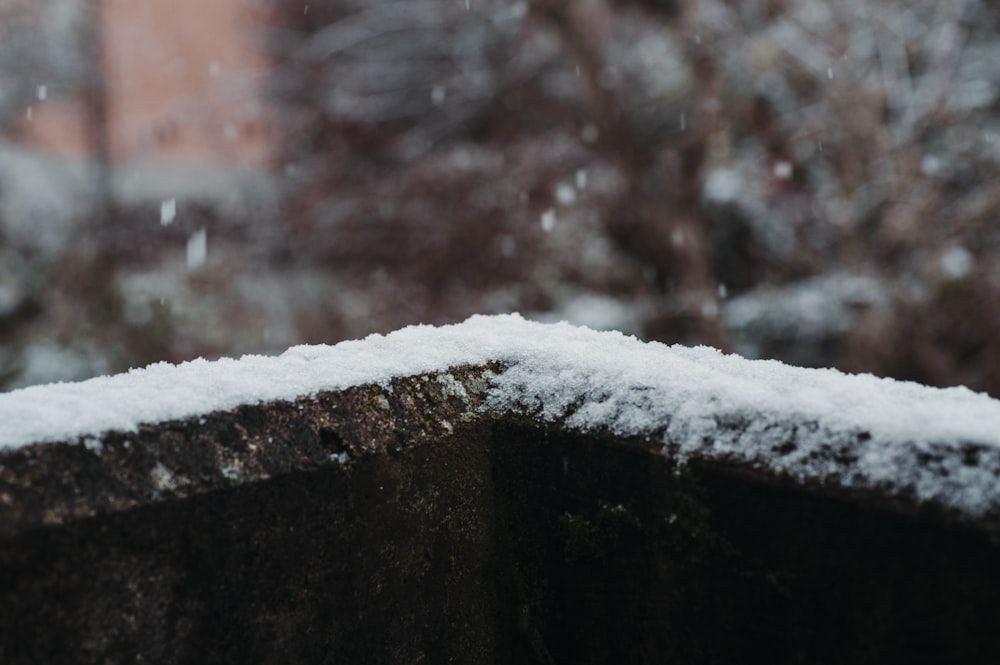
[4,317,1000,663]
[0,365,495,535]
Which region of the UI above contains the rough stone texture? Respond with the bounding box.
[3,365,1000,663]
[0,365,495,535]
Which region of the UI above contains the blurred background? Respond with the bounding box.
[2,0,1000,396]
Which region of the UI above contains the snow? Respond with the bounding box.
[540,209,556,232]
[555,183,576,206]
[533,294,640,334]
[704,168,741,204]
[160,198,176,226]
[940,245,973,281]
[431,85,446,105]
[723,273,889,363]
[772,160,793,179]
[4,314,1000,516]
[186,228,207,268]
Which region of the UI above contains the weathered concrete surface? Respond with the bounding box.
[3,365,1000,663]
[0,366,501,664]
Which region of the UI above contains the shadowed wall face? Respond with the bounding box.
[0,432,501,664]
[4,413,1000,664]
[490,424,1000,665]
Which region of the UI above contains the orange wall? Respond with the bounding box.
[14,0,273,169]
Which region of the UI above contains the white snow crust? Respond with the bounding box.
[4,314,1000,515]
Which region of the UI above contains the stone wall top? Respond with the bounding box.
[4,314,1000,528]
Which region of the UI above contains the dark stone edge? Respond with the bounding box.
[3,360,1000,538]
[0,363,500,538]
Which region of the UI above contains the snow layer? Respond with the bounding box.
[3,314,1000,515]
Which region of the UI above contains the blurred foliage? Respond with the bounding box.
[2,0,1000,399]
